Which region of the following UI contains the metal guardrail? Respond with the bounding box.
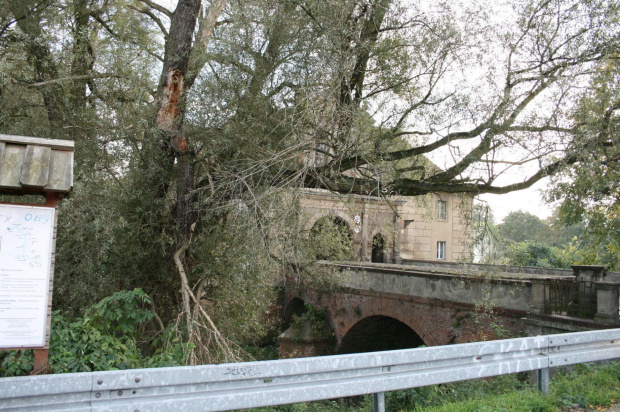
[2,329,620,412]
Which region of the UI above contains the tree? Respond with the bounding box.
[502,241,568,268]
[494,210,593,268]
[546,57,620,270]
[498,211,550,244]
[309,216,355,261]
[283,0,619,198]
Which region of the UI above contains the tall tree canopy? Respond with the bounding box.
[1,0,619,361]
[546,57,620,269]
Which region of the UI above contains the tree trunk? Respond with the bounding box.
[70,0,95,107]
[10,0,64,133]
[155,0,201,241]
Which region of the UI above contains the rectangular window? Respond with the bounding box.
[437,200,447,220]
[437,241,446,260]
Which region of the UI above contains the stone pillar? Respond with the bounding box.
[572,265,606,318]
[529,279,548,315]
[278,317,335,358]
[393,214,402,264]
[360,204,368,261]
[571,265,606,283]
[594,281,620,325]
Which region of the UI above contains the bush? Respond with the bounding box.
[502,241,568,268]
[0,289,188,376]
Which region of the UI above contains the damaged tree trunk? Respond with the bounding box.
[153,0,233,362]
[156,0,201,242]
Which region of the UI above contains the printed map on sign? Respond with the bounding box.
[0,204,55,349]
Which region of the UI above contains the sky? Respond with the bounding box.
[478,179,554,223]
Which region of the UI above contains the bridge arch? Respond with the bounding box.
[283,297,306,329]
[337,315,426,354]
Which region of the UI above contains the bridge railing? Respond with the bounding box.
[543,278,597,318]
[2,329,620,412]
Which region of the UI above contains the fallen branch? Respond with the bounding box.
[174,241,243,364]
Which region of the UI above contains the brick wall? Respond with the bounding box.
[282,282,528,357]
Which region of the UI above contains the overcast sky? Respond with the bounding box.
[479,179,554,222]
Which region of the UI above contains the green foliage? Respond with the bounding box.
[309,216,354,261]
[2,0,619,366]
[502,241,569,269]
[144,327,194,368]
[0,289,188,377]
[412,390,555,412]
[86,288,153,338]
[187,208,283,346]
[303,303,332,340]
[0,350,34,377]
[48,310,143,373]
[241,344,279,362]
[407,362,620,412]
[490,209,612,269]
[287,303,334,343]
[498,211,550,245]
[558,238,599,267]
[545,58,620,271]
[551,362,620,409]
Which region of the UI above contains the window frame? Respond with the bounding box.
[437,241,446,260]
[437,200,447,220]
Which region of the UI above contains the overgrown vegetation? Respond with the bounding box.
[1,0,619,365]
[0,289,190,376]
[474,207,618,270]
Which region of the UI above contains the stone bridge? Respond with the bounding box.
[279,261,620,358]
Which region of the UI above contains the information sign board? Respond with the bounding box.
[0,204,55,349]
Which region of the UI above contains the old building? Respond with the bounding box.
[299,188,473,263]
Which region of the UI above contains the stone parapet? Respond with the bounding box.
[594,281,620,325]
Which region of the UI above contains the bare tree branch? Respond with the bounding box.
[138,0,173,18]
[128,5,169,38]
[25,73,123,88]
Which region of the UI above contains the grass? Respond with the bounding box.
[245,361,620,411]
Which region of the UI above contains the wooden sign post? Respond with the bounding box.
[0,134,74,374]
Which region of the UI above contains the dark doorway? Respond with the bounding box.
[371,233,385,263]
[337,316,425,354]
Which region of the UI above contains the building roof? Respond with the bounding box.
[0,134,74,197]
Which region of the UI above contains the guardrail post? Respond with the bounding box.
[373,392,385,412]
[537,368,550,394]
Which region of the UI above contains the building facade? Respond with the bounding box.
[299,188,473,263]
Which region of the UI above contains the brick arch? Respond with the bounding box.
[336,315,426,354]
[304,210,356,234]
[325,293,454,348]
[283,297,307,329]
[369,229,391,244]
